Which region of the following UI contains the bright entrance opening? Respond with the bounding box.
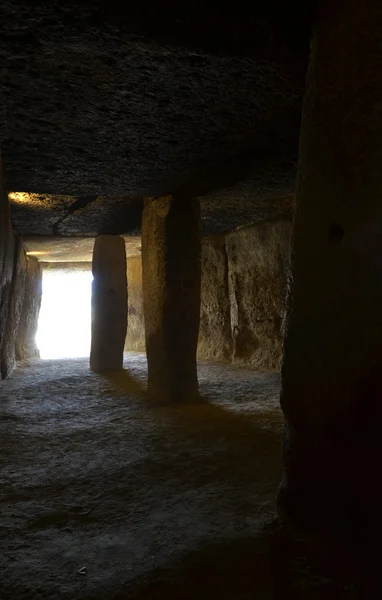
[36,269,93,359]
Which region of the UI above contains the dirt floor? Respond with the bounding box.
[0,354,352,599]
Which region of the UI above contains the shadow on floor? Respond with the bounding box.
[111,527,355,600]
[112,534,274,600]
[101,369,147,399]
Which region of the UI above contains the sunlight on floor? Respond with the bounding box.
[36,270,93,359]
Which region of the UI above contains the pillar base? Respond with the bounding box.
[147,385,204,406]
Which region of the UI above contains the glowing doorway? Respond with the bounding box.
[36,269,93,359]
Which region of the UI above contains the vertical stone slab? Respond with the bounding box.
[90,235,127,372]
[0,154,15,380]
[1,235,27,377]
[15,256,42,361]
[197,235,232,362]
[142,195,201,403]
[124,255,146,352]
[278,0,382,582]
[226,219,292,370]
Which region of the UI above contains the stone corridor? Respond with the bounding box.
[3,1,382,596]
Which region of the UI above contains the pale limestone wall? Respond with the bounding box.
[197,235,232,362]
[124,240,232,363]
[124,220,292,371]
[226,218,292,371]
[124,256,145,352]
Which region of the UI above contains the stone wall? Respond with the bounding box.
[1,156,42,380]
[125,255,145,352]
[197,235,232,361]
[0,157,15,379]
[227,218,292,370]
[40,261,91,273]
[125,217,292,370]
[15,257,42,362]
[1,235,28,376]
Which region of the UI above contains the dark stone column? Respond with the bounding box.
[1,235,27,377]
[142,195,201,403]
[0,154,15,380]
[90,235,127,372]
[278,0,382,586]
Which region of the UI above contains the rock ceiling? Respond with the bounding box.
[1,1,314,237]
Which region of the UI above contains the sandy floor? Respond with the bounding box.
[0,353,286,599]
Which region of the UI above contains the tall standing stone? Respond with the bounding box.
[1,235,27,377]
[0,154,15,380]
[278,0,382,586]
[90,235,127,372]
[142,195,201,403]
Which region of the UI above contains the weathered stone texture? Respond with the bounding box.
[2,2,309,202]
[15,257,42,362]
[197,236,232,362]
[0,157,16,379]
[1,156,42,378]
[90,235,127,372]
[278,0,382,581]
[142,196,201,403]
[40,261,91,273]
[125,240,232,362]
[124,256,145,353]
[226,218,292,370]
[125,222,292,369]
[1,236,28,376]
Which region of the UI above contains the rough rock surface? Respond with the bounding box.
[23,236,142,262]
[1,236,27,377]
[278,2,382,585]
[126,219,292,369]
[226,218,292,370]
[10,194,143,237]
[1,2,313,199]
[1,2,314,242]
[90,235,127,372]
[1,157,43,377]
[0,157,16,379]
[40,261,91,273]
[198,236,232,362]
[9,193,295,238]
[200,195,295,236]
[125,256,145,353]
[142,196,201,403]
[15,256,42,362]
[0,353,284,600]
[0,354,350,599]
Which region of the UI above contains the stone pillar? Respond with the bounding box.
[278,0,382,584]
[90,235,127,372]
[142,195,201,403]
[0,154,15,380]
[1,235,27,377]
